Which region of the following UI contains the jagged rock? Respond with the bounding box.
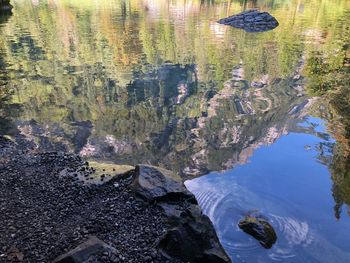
[52,236,117,263]
[218,9,279,32]
[238,216,277,249]
[128,165,231,263]
[158,208,231,263]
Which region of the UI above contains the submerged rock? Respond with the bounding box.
[128,164,231,263]
[218,9,279,32]
[238,215,277,248]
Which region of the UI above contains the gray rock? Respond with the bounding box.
[218,9,279,32]
[238,216,277,249]
[129,164,196,203]
[52,236,117,263]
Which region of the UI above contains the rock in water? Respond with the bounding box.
[238,216,277,248]
[129,164,232,263]
[218,9,279,32]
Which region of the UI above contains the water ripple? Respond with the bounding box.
[186,180,316,262]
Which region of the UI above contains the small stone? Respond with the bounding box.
[238,215,277,249]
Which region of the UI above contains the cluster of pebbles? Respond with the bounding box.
[63,163,111,182]
[60,160,134,185]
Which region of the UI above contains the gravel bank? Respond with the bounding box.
[0,137,181,263]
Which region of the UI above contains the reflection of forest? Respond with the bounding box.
[0,55,11,133]
[0,0,350,215]
[304,9,350,219]
[0,9,17,135]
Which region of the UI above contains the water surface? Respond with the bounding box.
[186,117,350,262]
[1,0,350,262]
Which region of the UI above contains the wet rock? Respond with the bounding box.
[158,209,231,263]
[238,216,277,248]
[218,9,279,32]
[53,236,116,263]
[128,165,231,263]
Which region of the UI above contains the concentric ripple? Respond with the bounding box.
[186,180,317,262]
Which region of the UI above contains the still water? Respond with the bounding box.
[186,117,350,262]
[1,0,350,262]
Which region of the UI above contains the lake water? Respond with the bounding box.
[186,116,350,262]
[1,0,350,262]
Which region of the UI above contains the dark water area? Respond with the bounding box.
[1,0,350,262]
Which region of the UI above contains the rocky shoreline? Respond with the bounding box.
[0,136,230,263]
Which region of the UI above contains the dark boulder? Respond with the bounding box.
[128,165,231,263]
[158,207,230,263]
[218,9,279,32]
[238,216,277,249]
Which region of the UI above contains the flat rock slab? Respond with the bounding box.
[218,9,279,32]
[59,161,134,185]
[52,236,117,263]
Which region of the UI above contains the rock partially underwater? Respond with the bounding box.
[128,165,231,263]
[238,215,277,249]
[218,9,279,32]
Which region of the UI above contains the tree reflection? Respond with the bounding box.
[0,54,19,135]
[304,10,350,219]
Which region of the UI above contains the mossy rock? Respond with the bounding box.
[238,215,277,249]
